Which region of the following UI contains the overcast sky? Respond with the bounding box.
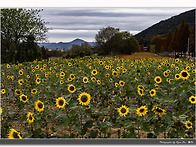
[39,7,193,43]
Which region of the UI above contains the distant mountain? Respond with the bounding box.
[135,9,195,42]
[38,38,94,50]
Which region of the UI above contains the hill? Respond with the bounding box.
[38,38,94,50]
[134,9,195,42]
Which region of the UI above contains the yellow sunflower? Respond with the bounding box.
[18,79,24,85]
[1,89,6,95]
[180,70,190,80]
[175,74,180,80]
[91,77,96,82]
[185,120,192,129]
[136,106,148,117]
[60,80,64,85]
[83,77,88,83]
[189,96,196,104]
[19,94,28,103]
[149,89,156,97]
[152,106,166,116]
[154,76,162,84]
[68,84,76,93]
[91,69,98,76]
[18,70,23,75]
[31,88,37,94]
[117,105,129,117]
[56,97,66,108]
[78,92,91,106]
[8,129,22,139]
[119,80,125,87]
[112,71,118,77]
[69,74,75,80]
[15,89,22,95]
[27,112,35,123]
[35,78,41,84]
[35,100,44,112]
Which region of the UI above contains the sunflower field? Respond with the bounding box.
[0,55,195,139]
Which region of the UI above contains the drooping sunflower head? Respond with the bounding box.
[154,76,162,84]
[35,100,44,112]
[27,112,35,124]
[189,96,196,104]
[67,84,76,93]
[19,94,28,103]
[149,89,156,97]
[185,120,192,129]
[118,105,129,117]
[152,106,166,116]
[180,70,190,80]
[56,97,66,108]
[83,77,88,83]
[78,92,91,106]
[8,129,22,139]
[136,106,148,117]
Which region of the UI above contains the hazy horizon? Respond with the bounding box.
[39,7,193,43]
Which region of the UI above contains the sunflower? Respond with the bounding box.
[83,77,88,83]
[1,89,6,95]
[91,77,96,82]
[86,105,91,109]
[60,80,64,85]
[137,85,144,90]
[8,129,22,139]
[180,70,190,80]
[19,70,23,75]
[185,66,191,71]
[56,97,66,108]
[35,100,44,112]
[67,78,72,82]
[185,120,192,129]
[136,106,148,117]
[7,64,10,68]
[31,88,37,94]
[27,112,35,123]
[35,64,39,69]
[78,92,91,106]
[112,71,118,77]
[60,72,65,77]
[97,80,101,85]
[19,94,28,103]
[152,106,166,116]
[115,83,119,87]
[119,80,125,87]
[67,84,76,93]
[105,73,110,78]
[155,84,159,89]
[149,89,156,97]
[69,74,75,80]
[163,71,169,77]
[117,105,129,117]
[35,78,41,84]
[189,96,196,104]
[175,74,180,80]
[15,89,22,95]
[91,69,98,76]
[18,79,24,85]
[175,67,179,71]
[175,58,179,63]
[138,88,144,96]
[154,76,162,84]
[1,108,3,120]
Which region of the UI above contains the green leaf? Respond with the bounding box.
[63,117,70,127]
[22,132,32,138]
[142,123,151,132]
[74,124,81,134]
[90,130,98,138]
[20,113,27,122]
[55,122,64,131]
[84,120,93,128]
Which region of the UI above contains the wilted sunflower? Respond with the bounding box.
[8,129,22,139]
[68,84,76,93]
[180,70,190,80]
[119,80,125,87]
[35,100,44,112]
[56,97,66,108]
[15,89,22,95]
[91,69,98,76]
[27,112,35,123]
[185,120,192,129]
[35,78,41,84]
[31,88,37,94]
[154,76,162,84]
[78,92,91,106]
[83,77,88,83]
[19,94,28,103]
[117,105,129,117]
[136,106,148,117]
[138,88,144,96]
[1,89,6,95]
[189,96,196,104]
[152,106,166,116]
[18,79,24,85]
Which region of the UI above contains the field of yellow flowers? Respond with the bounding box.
[1,54,195,139]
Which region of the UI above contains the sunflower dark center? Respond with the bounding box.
[71,75,74,78]
[156,108,163,113]
[38,102,43,109]
[13,132,20,138]
[22,96,26,101]
[140,90,143,94]
[81,95,88,102]
[29,115,33,120]
[121,108,126,113]
[191,98,195,102]
[140,108,144,113]
[151,91,154,94]
[156,78,160,81]
[16,91,21,94]
[69,86,75,91]
[187,123,191,127]
[182,72,188,77]
[59,100,64,106]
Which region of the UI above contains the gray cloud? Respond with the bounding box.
[38,8,193,42]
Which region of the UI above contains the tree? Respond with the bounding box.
[1,8,48,63]
[189,25,195,57]
[95,26,119,55]
[165,29,173,52]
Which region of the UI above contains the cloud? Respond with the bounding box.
[39,7,193,42]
